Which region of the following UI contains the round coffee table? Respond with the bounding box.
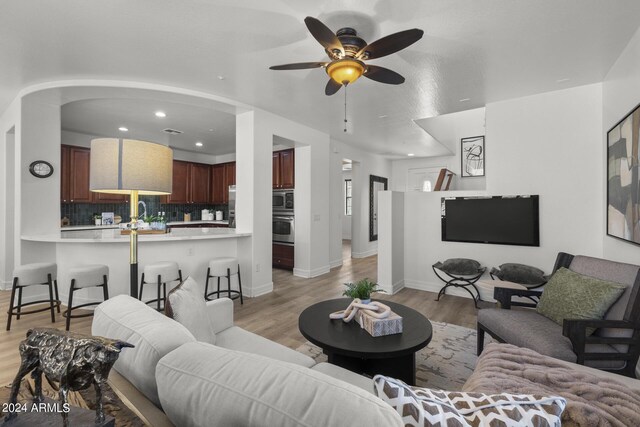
[298,298,432,385]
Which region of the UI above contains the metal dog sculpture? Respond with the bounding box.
[6,328,134,426]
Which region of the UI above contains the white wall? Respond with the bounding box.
[398,84,604,296]
[342,170,352,240]
[0,97,20,288]
[602,25,640,265]
[329,139,391,266]
[378,191,404,294]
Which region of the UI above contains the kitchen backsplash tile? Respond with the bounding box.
[61,196,228,226]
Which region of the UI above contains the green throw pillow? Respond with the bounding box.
[536,267,625,335]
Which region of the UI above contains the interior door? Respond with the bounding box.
[369,175,388,241]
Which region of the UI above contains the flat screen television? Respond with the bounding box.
[441,195,540,246]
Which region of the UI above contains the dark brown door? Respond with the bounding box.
[210,163,226,204]
[272,152,281,189]
[189,163,210,203]
[279,149,295,189]
[273,243,294,269]
[225,162,236,187]
[69,146,93,203]
[165,160,190,204]
[61,145,70,202]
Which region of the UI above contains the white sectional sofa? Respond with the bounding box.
[92,294,402,426]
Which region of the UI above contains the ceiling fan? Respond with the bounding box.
[270,17,424,96]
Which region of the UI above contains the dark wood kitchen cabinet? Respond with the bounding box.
[61,144,128,203]
[273,243,294,270]
[163,160,211,204]
[210,161,235,204]
[273,149,294,189]
[68,145,93,203]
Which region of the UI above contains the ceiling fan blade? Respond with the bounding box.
[304,17,344,56]
[357,28,424,60]
[325,79,342,96]
[364,65,405,84]
[269,62,327,70]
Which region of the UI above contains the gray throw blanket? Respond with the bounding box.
[463,343,640,427]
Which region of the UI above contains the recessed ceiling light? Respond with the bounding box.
[459,98,471,102]
[208,129,214,132]
[118,127,128,132]
[155,111,166,118]
[407,153,415,157]
[217,75,225,80]
[378,114,388,118]
[195,142,204,147]
[556,78,570,83]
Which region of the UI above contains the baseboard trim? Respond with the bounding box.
[404,279,473,300]
[329,259,343,269]
[351,248,377,259]
[293,265,331,278]
[391,279,405,295]
[0,279,11,291]
[250,282,273,298]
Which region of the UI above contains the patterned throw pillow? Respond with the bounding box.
[374,375,566,427]
[536,268,625,335]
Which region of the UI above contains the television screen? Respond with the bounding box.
[441,196,539,246]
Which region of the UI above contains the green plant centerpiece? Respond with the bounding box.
[342,278,385,304]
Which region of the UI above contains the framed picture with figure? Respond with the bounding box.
[461,136,485,177]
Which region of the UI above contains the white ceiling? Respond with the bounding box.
[2,0,640,158]
[61,98,236,156]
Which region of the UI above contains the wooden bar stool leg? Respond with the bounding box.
[163,281,167,309]
[217,277,221,299]
[6,278,18,331]
[139,273,146,300]
[66,279,75,331]
[16,287,23,320]
[156,275,162,312]
[54,279,61,313]
[103,275,109,300]
[237,264,243,304]
[205,268,211,300]
[47,274,56,323]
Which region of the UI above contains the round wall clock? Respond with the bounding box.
[29,160,54,178]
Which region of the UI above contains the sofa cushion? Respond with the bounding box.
[166,276,216,344]
[310,362,374,394]
[536,268,625,335]
[492,263,547,286]
[156,342,403,427]
[478,308,626,370]
[433,258,482,276]
[375,375,566,427]
[92,295,196,407]
[216,325,315,368]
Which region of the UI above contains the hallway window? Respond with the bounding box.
[345,179,352,216]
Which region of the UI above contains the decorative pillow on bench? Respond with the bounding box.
[490,263,548,286]
[536,268,625,335]
[433,258,483,276]
[374,375,566,427]
[165,276,216,343]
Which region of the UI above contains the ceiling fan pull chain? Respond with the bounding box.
[344,84,348,132]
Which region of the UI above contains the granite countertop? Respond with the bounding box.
[23,227,249,243]
[61,225,120,231]
[167,220,229,226]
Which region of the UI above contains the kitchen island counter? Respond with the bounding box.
[21,228,251,301]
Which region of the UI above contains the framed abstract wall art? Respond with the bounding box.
[607,102,640,246]
[461,136,485,177]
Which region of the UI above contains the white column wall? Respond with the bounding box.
[377,191,404,294]
[602,25,640,264]
[0,97,20,288]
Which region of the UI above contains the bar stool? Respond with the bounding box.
[205,257,243,304]
[6,262,60,331]
[63,264,109,331]
[140,261,182,311]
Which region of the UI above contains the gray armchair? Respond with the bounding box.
[477,252,640,377]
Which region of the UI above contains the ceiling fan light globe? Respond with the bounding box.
[326,59,365,85]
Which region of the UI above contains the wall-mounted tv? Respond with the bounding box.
[441,195,540,246]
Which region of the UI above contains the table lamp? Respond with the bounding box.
[90,138,173,297]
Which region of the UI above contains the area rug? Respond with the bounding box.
[296,321,492,391]
[0,377,144,426]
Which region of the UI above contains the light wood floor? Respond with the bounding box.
[0,241,478,385]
